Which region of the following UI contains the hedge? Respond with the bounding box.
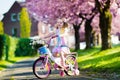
[0,35,5,60]
[15,38,37,56]
[0,34,37,60]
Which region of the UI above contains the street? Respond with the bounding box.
[0,58,106,80]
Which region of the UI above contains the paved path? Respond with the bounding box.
[0,58,106,80]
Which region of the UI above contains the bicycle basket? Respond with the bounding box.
[38,46,48,55]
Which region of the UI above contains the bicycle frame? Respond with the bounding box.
[31,37,79,79]
[38,45,64,68]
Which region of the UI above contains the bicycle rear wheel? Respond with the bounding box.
[33,57,51,79]
[64,55,79,76]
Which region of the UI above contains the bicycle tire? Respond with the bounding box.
[64,55,79,76]
[33,57,51,79]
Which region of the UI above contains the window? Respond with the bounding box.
[12,28,17,37]
[49,26,54,32]
[17,13,20,21]
[42,25,45,34]
[11,13,16,22]
[11,13,20,22]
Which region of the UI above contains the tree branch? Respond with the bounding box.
[95,0,103,13]
[104,0,111,11]
[78,19,84,27]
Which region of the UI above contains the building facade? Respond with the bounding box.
[2,1,38,37]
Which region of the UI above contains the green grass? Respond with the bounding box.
[77,45,120,73]
[0,57,32,71]
[1,44,120,73]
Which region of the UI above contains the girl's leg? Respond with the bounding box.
[60,47,71,69]
[60,51,65,67]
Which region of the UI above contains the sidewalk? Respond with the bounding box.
[0,58,36,79]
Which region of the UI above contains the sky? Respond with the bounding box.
[0,0,25,20]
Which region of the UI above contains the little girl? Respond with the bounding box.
[42,22,70,68]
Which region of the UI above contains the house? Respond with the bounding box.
[2,1,21,37]
[2,1,38,37]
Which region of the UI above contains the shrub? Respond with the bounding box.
[0,21,4,34]
[0,34,5,60]
[1,34,16,60]
[4,34,10,60]
[7,35,18,59]
[20,8,31,38]
[15,38,37,56]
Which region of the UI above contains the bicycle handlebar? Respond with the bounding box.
[30,35,59,49]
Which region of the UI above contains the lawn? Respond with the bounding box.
[77,44,120,73]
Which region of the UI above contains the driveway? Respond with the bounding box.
[0,58,106,80]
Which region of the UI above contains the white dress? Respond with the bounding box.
[52,28,70,54]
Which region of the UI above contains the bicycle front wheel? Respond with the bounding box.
[33,57,51,79]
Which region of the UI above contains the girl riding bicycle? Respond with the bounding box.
[42,22,70,70]
[32,22,79,78]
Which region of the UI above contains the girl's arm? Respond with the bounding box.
[43,32,56,39]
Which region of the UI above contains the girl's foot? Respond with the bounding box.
[74,69,80,75]
[59,70,65,77]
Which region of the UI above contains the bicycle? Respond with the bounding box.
[30,37,80,79]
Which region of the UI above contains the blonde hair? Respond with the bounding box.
[62,22,68,28]
[60,22,68,34]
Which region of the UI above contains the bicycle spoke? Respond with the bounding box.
[33,58,51,79]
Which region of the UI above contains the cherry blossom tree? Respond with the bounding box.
[80,0,120,50]
[79,8,98,49]
[111,0,120,40]
[25,0,120,50]
[95,0,116,50]
[26,0,96,50]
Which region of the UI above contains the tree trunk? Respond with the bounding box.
[85,20,92,49]
[73,25,80,50]
[97,33,101,46]
[99,10,112,50]
[95,0,112,50]
[92,31,97,46]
